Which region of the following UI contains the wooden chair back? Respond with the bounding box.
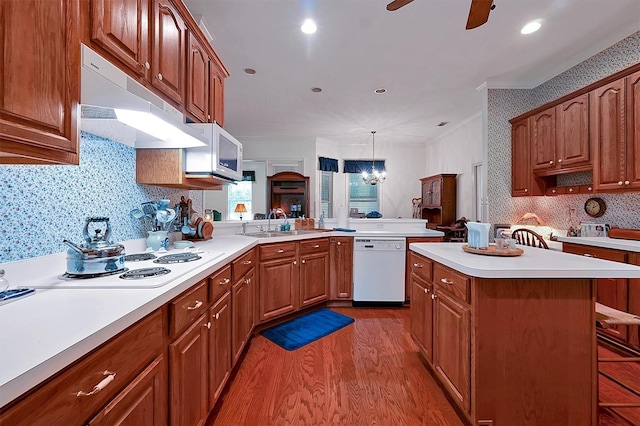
[511,228,549,249]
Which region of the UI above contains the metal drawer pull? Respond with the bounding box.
[243,260,252,265]
[440,278,454,285]
[204,321,211,329]
[313,244,320,248]
[218,278,230,285]
[337,242,341,246]
[276,249,284,253]
[76,371,116,397]
[413,263,423,268]
[423,288,427,294]
[301,259,306,264]
[583,253,595,258]
[157,73,163,81]
[187,300,203,310]
[431,294,436,300]
[215,313,219,320]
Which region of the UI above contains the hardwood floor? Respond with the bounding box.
[598,344,640,426]
[207,307,463,425]
[207,307,640,425]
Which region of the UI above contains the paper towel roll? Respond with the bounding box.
[337,206,348,229]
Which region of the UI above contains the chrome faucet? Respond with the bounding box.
[242,222,247,235]
[267,209,277,232]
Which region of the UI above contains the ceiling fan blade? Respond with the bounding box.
[386,0,414,11]
[466,0,494,29]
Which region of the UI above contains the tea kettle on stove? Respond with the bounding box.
[63,217,126,276]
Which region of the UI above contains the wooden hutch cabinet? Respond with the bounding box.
[267,172,310,218]
[420,174,457,228]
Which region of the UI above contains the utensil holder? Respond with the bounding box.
[146,231,169,251]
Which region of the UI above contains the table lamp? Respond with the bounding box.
[234,203,247,220]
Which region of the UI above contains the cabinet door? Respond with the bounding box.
[300,250,329,307]
[208,291,231,410]
[628,253,640,349]
[592,78,627,191]
[259,257,297,322]
[410,275,433,362]
[511,118,534,196]
[329,237,353,300]
[433,289,471,414]
[531,108,557,171]
[557,93,590,168]
[152,0,184,105]
[186,31,210,123]
[88,356,167,426]
[430,178,442,206]
[0,0,80,165]
[210,67,225,126]
[626,70,640,190]
[169,313,208,426]
[232,269,254,365]
[90,0,149,79]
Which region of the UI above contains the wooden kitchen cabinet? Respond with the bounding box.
[405,237,442,301]
[592,71,640,192]
[0,0,80,165]
[185,30,210,123]
[267,172,310,218]
[232,249,256,366]
[208,291,232,410]
[136,149,226,189]
[210,66,225,126]
[511,117,546,196]
[329,236,353,300]
[151,0,184,105]
[0,310,165,425]
[410,272,433,362]
[299,238,330,307]
[259,242,298,322]
[531,94,591,175]
[169,312,209,426]
[420,174,457,227]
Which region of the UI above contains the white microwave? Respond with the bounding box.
[185,122,243,182]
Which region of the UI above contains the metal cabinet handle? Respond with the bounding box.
[215,312,219,320]
[243,260,252,265]
[337,242,341,246]
[413,262,422,268]
[524,188,528,193]
[440,278,453,285]
[313,244,320,248]
[558,158,562,163]
[618,181,624,185]
[218,278,230,285]
[583,253,595,258]
[144,61,150,69]
[431,294,436,300]
[204,321,211,329]
[187,300,203,310]
[625,180,630,185]
[423,288,427,294]
[293,261,297,265]
[568,188,573,192]
[301,259,306,264]
[276,249,284,253]
[551,189,556,193]
[549,160,554,165]
[244,277,251,285]
[76,371,116,397]
[157,73,163,81]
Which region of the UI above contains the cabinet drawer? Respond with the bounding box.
[170,279,209,338]
[0,311,163,425]
[410,252,433,282]
[233,249,256,281]
[563,243,627,263]
[299,238,330,255]
[434,264,470,303]
[209,264,232,303]
[259,242,297,261]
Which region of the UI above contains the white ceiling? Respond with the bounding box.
[183,0,640,146]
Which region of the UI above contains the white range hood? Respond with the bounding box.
[80,44,207,149]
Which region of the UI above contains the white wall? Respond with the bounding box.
[424,113,483,221]
[317,137,427,219]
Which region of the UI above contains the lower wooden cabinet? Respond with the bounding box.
[259,251,298,321]
[232,267,255,366]
[329,236,353,300]
[433,287,471,413]
[208,291,232,409]
[88,356,167,426]
[169,313,209,426]
[300,239,330,307]
[410,274,433,362]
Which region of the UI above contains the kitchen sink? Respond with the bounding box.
[242,229,327,238]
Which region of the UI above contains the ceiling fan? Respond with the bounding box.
[386,0,496,30]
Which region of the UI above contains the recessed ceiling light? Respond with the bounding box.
[244,68,256,75]
[311,87,322,93]
[521,20,542,35]
[301,19,317,34]
[374,88,387,94]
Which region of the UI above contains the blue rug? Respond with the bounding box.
[261,308,355,351]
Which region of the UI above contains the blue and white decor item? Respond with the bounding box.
[466,222,491,249]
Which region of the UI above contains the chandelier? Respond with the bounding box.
[362,130,386,185]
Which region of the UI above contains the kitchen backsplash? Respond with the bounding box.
[487,31,640,232]
[0,132,202,262]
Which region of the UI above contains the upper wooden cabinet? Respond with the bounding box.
[151,0,184,105]
[136,149,226,189]
[185,30,226,125]
[592,70,640,192]
[267,172,310,218]
[531,94,591,175]
[420,174,456,227]
[0,0,80,165]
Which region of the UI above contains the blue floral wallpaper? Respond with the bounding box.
[487,31,640,231]
[0,132,197,262]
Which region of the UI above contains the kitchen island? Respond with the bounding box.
[409,242,640,426]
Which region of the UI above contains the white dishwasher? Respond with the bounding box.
[352,237,406,306]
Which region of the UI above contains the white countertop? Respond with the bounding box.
[409,242,640,279]
[0,227,440,408]
[557,236,640,252]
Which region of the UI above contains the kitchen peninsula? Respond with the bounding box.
[409,242,640,426]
